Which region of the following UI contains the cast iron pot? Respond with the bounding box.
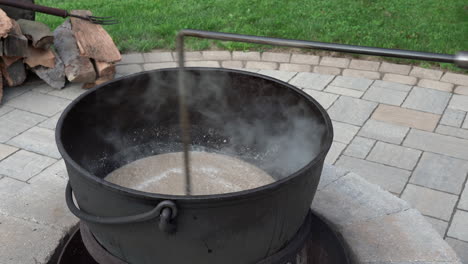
[57,68,333,264]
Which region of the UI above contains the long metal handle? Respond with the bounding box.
[0,0,68,17]
[177,29,468,69]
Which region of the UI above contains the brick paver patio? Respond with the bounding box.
[1,50,468,263]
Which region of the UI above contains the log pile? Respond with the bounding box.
[0,9,121,103]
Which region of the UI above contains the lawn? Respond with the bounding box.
[36,0,468,69]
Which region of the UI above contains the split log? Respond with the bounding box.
[95,61,116,78]
[0,59,26,87]
[0,9,13,38]
[82,74,114,89]
[32,51,65,89]
[4,19,28,57]
[54,19,96,83]
[25,46,55,68]
[2,56,21,67]
[17,19,54,49]
[70,10,121,63]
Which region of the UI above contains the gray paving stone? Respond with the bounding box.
[403,129,468,160]
[441,72,468,86]
[410,152,468,194]
[402,87,451,114]
[459,181,468,211]
[1,85,32,102]
[401,184,458,221]
[31,82,55,93]
[336,156,411,194]
[418,79,454,92]
[0,214,68,264]
[344,136,375,159]
[446,238,468,264]
[5,91,70,117]
[0,143,17,161]
[332,120,360,144]
[173,51,203,61]
[261,52,290,62]
[349,59,380,71]
[8,127,61,159]
[464,115,468,129]
[119,53,144,64]
[143,62,177,71]
[320,56,350,68]
[30,159,68,181]
[201,51,231,61]
[372,80,412,92]
[324,85,363,98]
[221,61,243,69]
[436,125,468,140]
[301,89,338,109]
[143,51,173,62]
[359,119,409,144]
[116,64,143,76]
[317,164,349,191]
[279,63,311,72]
[340,209,459,263]
[455,86,468,95]
[313,66,341,75]
[448,94,468,112]
[330,76,373,91]
[379,62,412,75]
[185,61,220,67]
[342,69,381,80]
[0,109,46,143]
[37,112,61,130]
[447,210,468,241]
[328,96,378,126]
[0,150,56,181]
[244,61,277,70]
[363,86,408,106]
[367,141,421,170]
[290,54,320,65]
[312,172,409,227]
[425,216,448,237]
[440,109,466,127]
[383,73,417,85]
[372,104,440,132]
[325,141,346,165]
[48,83,86,100]
[232,51,261,61]
[288,72,335,90]
[0,104,13,117]
[257,70,297,82]
[410,67,443,80]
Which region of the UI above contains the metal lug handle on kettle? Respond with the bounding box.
[65,182,177,233]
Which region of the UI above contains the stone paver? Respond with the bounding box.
[426,216,448,237]
[342,69,380,80]
[313,66,341,75]
[330,76,373,91]
[143,51,173,62]
[119,53,144,64]
[320,56,349,68]
[440,109,466,127]
[8,127,61,159]
[2,85,32,102]
[336,156,411,194]
[446,238,468,263]
[447,210,468,241]
[464,115,468,129]
[173,51,203,61]
[455,86,468,95]
[48,83,86,100]
[418,78,454,92]
[328,96,377,126]
[367,141,421,170]
[403,86,451,114]
[383,73,417,85]
[301,89,338,109]
[441,72,468,86]
[343,136,375,159]
[290,54,319,65]
[244,61,277,70]
[325,141,346,165]
[0,109,46,143]
[349,59,380,71]
[116,64,143,76]
[410,152,468,194]
[459,181,468,211]
[359,119,409,144]
[186,61,220,67]
[363,86,408,105]
[257,70,296,82]
[201,51,231,61]
[143,62,177,71]
[38,113,62,130]
[436,125,468,140]
[32,159,68,181]
[410,67,443,80]
[261,52,290,62]
[288,72,334,90]
[279,63,311,72]
[0,143,17,161]
[324,85,363,98]
[372,104,440,131]
[5,91,70,117]
[221,61,243,69]
[232,51,260,61]
[0,150,56,181]
[0,104,13,117]
[332,121,360,144]
[403,129,468,160]
[379,62,412,75]
[448,94,468,112]
[401,184,458,221]
[372,80,412,92]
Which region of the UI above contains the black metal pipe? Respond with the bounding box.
[177,29,467,67]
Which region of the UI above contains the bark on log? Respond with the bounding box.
[54,19,95,83]
[17,19,54,49]
[82,74,114,89]
[70,10,121,63]
[95,61,116,78]
[1,59,26,87]
[4,20,28,57]
[0,9,13,38]
[32,51,65,89]
[25,46,55,68]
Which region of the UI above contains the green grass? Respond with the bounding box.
[36,0,468,69]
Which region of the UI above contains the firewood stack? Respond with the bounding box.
[0,9,121,103]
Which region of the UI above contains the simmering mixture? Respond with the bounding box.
[105,151,275,195]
